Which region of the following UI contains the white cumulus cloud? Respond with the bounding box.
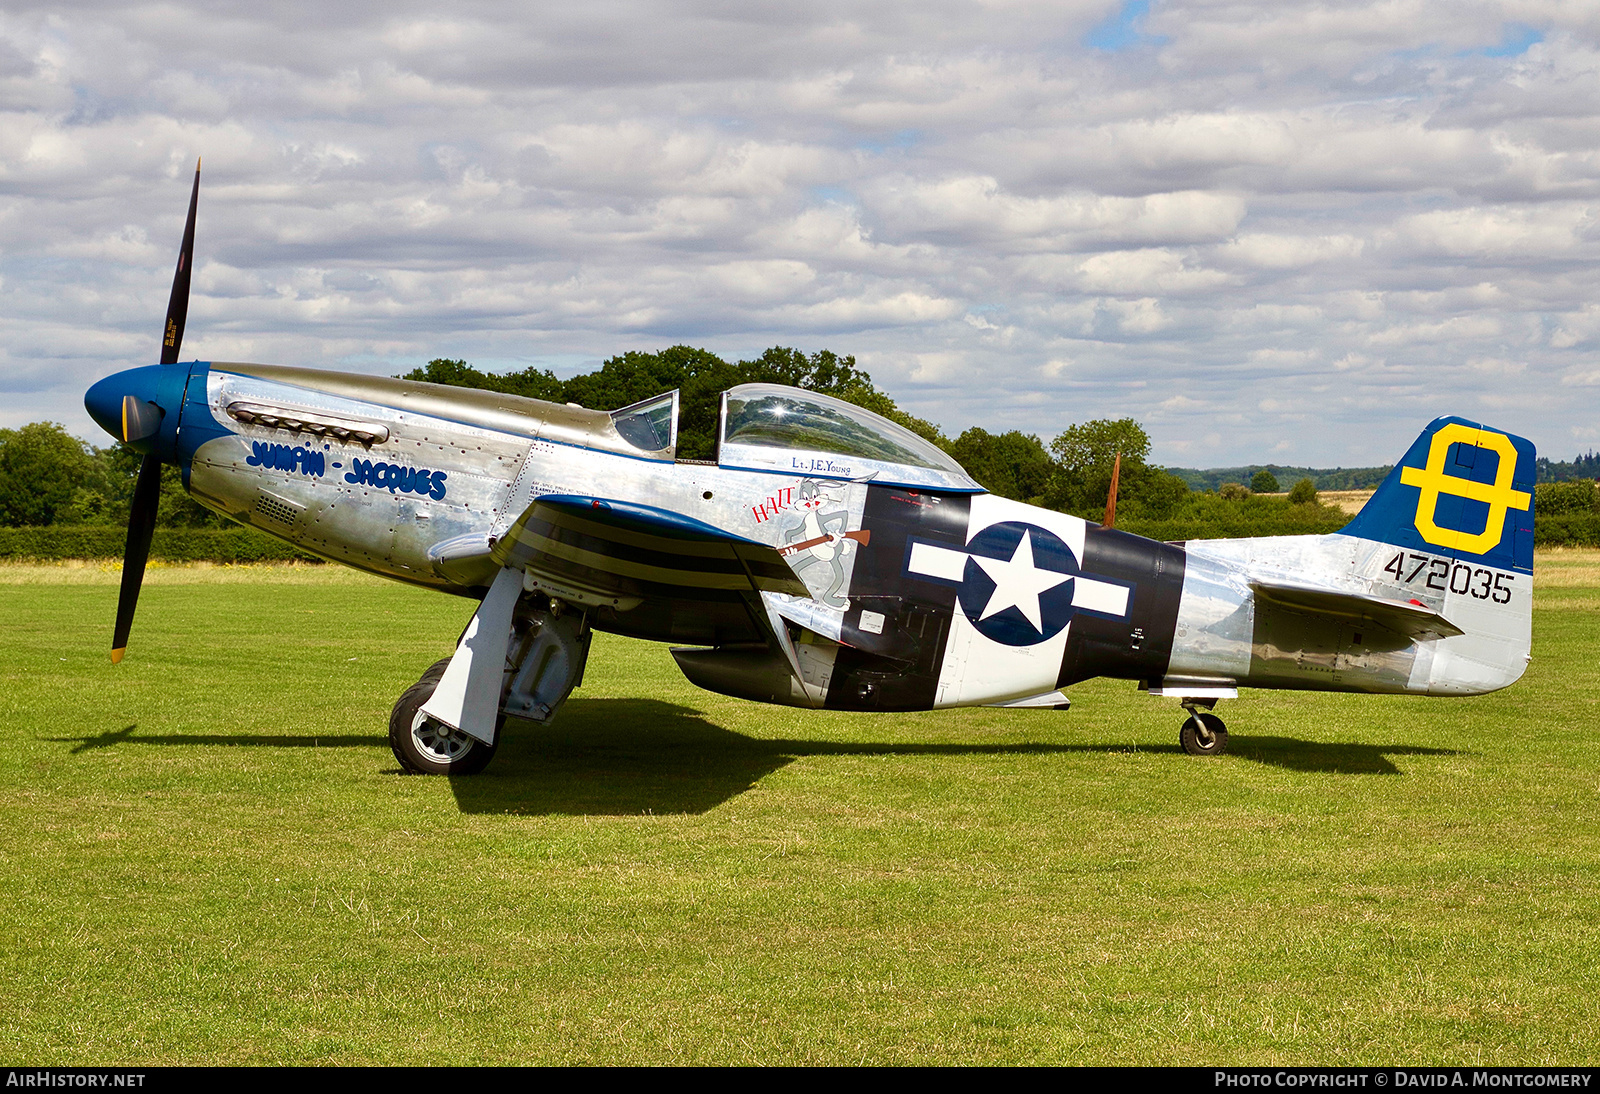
[1,0,1597,468]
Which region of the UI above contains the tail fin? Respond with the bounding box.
[1341,416,1536,576]
[1339,416,1536,695]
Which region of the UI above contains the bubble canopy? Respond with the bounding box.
[717,383,981,491]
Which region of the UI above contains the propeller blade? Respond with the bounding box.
[160,159,200,366]
[112,451,163,663]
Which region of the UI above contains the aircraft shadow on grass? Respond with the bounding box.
[51,701,1462,816]
[52,724,387,753]
[453,699,1467,815]
[1222,736,1460,776]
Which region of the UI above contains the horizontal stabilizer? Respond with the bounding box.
[1250,579,1464,641]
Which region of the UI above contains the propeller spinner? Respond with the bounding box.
[83,160,201,663]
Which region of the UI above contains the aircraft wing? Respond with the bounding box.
[1249,579,1464,641]
[421,494,811,745]
[489,494,811,612]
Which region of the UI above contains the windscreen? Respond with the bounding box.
[721,385,965,474]
[609,391,678,455]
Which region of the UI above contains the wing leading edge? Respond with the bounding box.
[490,494,810,632]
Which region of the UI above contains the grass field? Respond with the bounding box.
[2,553,1598,1065]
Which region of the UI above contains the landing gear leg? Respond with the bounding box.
[1179,699,1229,757]
[500,595,591,725]
[390,592,592,777]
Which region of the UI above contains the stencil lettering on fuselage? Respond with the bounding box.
[904,496,1132,706]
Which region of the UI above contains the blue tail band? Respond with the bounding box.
[1340,416,1536,575]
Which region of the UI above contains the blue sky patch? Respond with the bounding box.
[855,130,922,155]
[1474,24,1543,57]
[1085,1,1164,52]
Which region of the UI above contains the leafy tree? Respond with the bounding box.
[557,345,900,460]
[1534,480,1599,516]
[737,346,876,394]
[1250,469,1280,493]
[0,423,101,527]
[562,346,740,459]
[1288,478,1318,505]
[949,428,1055,503]
[404,347,946,461]
[1046,417,1142,514]
[1535,452,1600,483]
[85,442,141,527]
[1219,482,1250,501]
[1128,468,1192,519]
[403,358,564,402]
[1044,417,1187,519]
[1166,464,1389,491]
[1049,417,1151,475]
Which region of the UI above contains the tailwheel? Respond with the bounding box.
[1179,710,1228,757]
[389,659,499,775]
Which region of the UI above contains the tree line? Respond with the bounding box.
[1172,464,1392,492]
[5,345,1594,543]
[0,422,220,530]
[1536,452,1600,483]
[1177,450,1600,492]
[399,346,1332,528]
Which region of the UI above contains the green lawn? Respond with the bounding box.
[2,554,1597,1065]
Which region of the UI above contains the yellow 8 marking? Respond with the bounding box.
[1399,424,1530,554]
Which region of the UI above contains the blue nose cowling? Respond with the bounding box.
[85,364,184,456]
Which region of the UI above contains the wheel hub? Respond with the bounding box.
[411,711,474,763]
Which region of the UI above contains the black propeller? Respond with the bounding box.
[161,158,200,368]
[112,450,163,663]
[112,159,199,664]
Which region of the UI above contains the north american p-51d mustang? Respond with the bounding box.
[85,166,1537,773]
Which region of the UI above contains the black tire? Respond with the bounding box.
[389,670,498,776]
[418,657,453,687]
[1179,712,1229,757]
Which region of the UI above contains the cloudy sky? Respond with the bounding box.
[3,0,1598,467]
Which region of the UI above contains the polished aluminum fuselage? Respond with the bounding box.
[179,362,1530,709]
[1173,535,1528,696]
[186,363,761,593]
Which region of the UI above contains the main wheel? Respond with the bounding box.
[389,667,498,775]
[1179,712,1229,757]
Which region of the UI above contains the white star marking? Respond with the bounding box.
[904,530,1133,640]
[971,530,1072,632]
